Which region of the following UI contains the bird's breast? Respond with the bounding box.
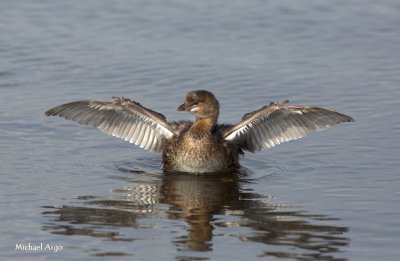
[162,132,236,173]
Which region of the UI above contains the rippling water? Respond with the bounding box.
[1,1,400,260]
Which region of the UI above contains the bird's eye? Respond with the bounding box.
[193,101,199,106]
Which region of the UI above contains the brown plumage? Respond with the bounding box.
[45,90,354,173]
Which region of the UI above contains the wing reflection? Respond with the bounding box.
[42,168,349,260]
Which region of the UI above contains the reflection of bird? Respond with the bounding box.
[42,170,349,257]
[45,90,354,173]
[161,172,241,252]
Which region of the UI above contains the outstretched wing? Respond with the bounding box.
[45,97,176,152]
[222,101,354,152]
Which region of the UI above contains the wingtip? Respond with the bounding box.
[44,106,59,117]
[342,114,355,123]
[44,109,53,116]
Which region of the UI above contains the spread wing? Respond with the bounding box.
[222,101,354,152]
[45,97,176,152]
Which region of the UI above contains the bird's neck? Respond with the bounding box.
[193,116,217,133]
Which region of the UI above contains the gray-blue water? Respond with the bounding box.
[1,1,400,260]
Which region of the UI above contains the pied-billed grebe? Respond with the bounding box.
[45,90,354,173]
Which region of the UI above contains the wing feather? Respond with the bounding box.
[126,123,138,142]
[223,102,354,152]
[45,97,176,152]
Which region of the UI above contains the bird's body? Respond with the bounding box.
[45,90,354,173]
[163,120,241,173]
